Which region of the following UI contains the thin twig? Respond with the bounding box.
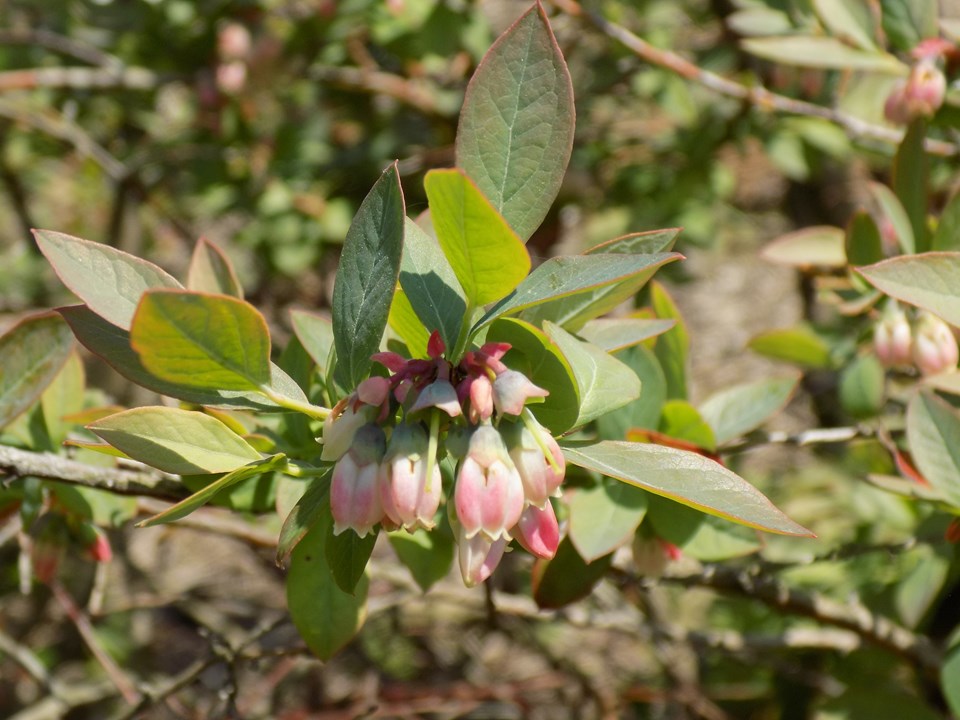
[0,29,124,68]
[0,445,185,500]
[722,425,876,453]
[310,65,452,117]
[560,3,959,157]
[0,627,55,692]
[0,67,159,92]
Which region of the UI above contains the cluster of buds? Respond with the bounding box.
[216,22,252,95]
[321,332,565,586]
[874,304,959,376]
[884,40,952,125]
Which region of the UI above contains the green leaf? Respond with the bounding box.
[651,282,689,400]
[647,495,761,561]
[51,483,137,528]
[424,168,530,307]
[578,318,675,353]
[0,313,74,429]
[894,120,930,253]
[596,345,666,438]
[486,318,579,434]
[332,163,405,391]
[478,252,680,330]
[34,229,182,329]
[130,289,272,392]
[839,354,885,418]
[290,309,335,377]
[326,527,378,594]
[813,0,877,49]
[277,472,331,567]
[456,2,574,241]
[40,351,85,447]
[933,193,960,252]
[760,226,847,269]
[906,392,960,507]
[544,321,640,428]
[699,376,799,444]
[728,8,792,36]
[943,644,960,717]
[869,181,915,254]
[388,527,455,592]
[845,210,884,267]
[399,217,466,352]
[138,454,286,527]
[585,228,680,255]
[59,305,290,411]
[895,545,950,628]
[287,514,368,660]
[568,481,648,562]
[88,406,263,475]
[858,253,960,327]
[882,0,938,50]
[561,440,813,536]
[532,537,613,609]
[187,237,244,298]
[659,400,717,452]
[748,325,834,369]
[741,36,906,73]
[387,287,430,359]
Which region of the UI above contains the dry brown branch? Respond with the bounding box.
[311,65,452,117]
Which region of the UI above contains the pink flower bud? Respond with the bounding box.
[512,502,560,559]
[885,60,946,125]
[380,423,441,531]
[331,425,386,537]
[320,402,373,461]
[501,419,564,508]
[456,522,507,587]
[216,61,247,95]
[912,312,959,376]
[454,425,524,540]
[468,374,494,424]
[492,370,549,416]
[218,23,252,61]
[75,522,112,563]
[874,306,912,367]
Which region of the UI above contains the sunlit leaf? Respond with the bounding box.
[699,376,799,444]
[760,226,846,269]
[858,253,960,327]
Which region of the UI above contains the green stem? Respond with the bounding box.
[521,407,561,473]
[283,459,332,479]
[259,386,330,420]
[450,303,475,363]
[424,410,441,494]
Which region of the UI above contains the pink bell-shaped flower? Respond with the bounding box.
[409,378,462,417]
[454,425,524,540]
[456,522,508,587]
[912,311,959,376]
[320,401,373,461]
[501,419,565,508]
[380,423,442,531]
[492,369,549,416]
[512,502,560,559]
[330,424,386,537]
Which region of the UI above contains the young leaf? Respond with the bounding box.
[332,162,405,391]
[748,325,834,369]
[130,289,271,392]
[34,229,182,329]
[839,354,885,418]
[845,210,883,267]
[287,515,368,660]
[741,36,905,72]
[595,345,666,438]
[760,226,846,269]
[388,527,455,593]
[812,0,877,50]
[290,309,335,376]
[894,120,930,253]
[388,287,431,359]
[138,454,287,527]
[651,282,689,400]
[89,406,263,475]
[858,253,960,328]
[906,392,960,507]
[486,318,579,434]
[59,305,289,411]
[0,313,74,429]
[477,252,680,330]
[187,237,244,298]
[40,351,85,447]
[399,217,466,352]
[532,537,613,609]
[578,317,675,353]
[568,482,648,562]
[869,181,915,255]
[544,321,640,428]
[660,400,717,452]
[561,440,814,536]
[424,168,530,307]
[277,472,332,567]
[699,376,799,445]
[325,527,378,595]
[456,2,574,242]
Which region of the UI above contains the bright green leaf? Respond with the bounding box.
[424,168,529,307]
[40,351,85,447]
[456,2,574,241]
[332,163,405,391]
[651,282,689,400]
[748,325,834,369]
[561,440,813,536]
[34,229,182,329]
[388,287,430,359]
[699,376,799,444]
[660,400,717,452]
[89,406,263,475]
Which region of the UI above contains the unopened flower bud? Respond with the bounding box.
[75,522,112,563]
[331,424,386,537]
[501,419,564,508]
[468,375,494,424]
[380,423,441,531]
[218,23,252,60]
[912,312,959,376]
[512,502,560,559]
[874,305,912,367]
[885,60,946,125]
[456,522,507,587]
[454,425,524,540]
[216,61,247,95]
[320,401,373,461]
[492,370,548,416]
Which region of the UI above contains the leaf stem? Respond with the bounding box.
[259,386,330,420]
[283,460,332,479]
[450,303,475,363]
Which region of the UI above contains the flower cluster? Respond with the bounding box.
[883,40,952,126]
[874,304,959,376]
[321,332,564,586]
